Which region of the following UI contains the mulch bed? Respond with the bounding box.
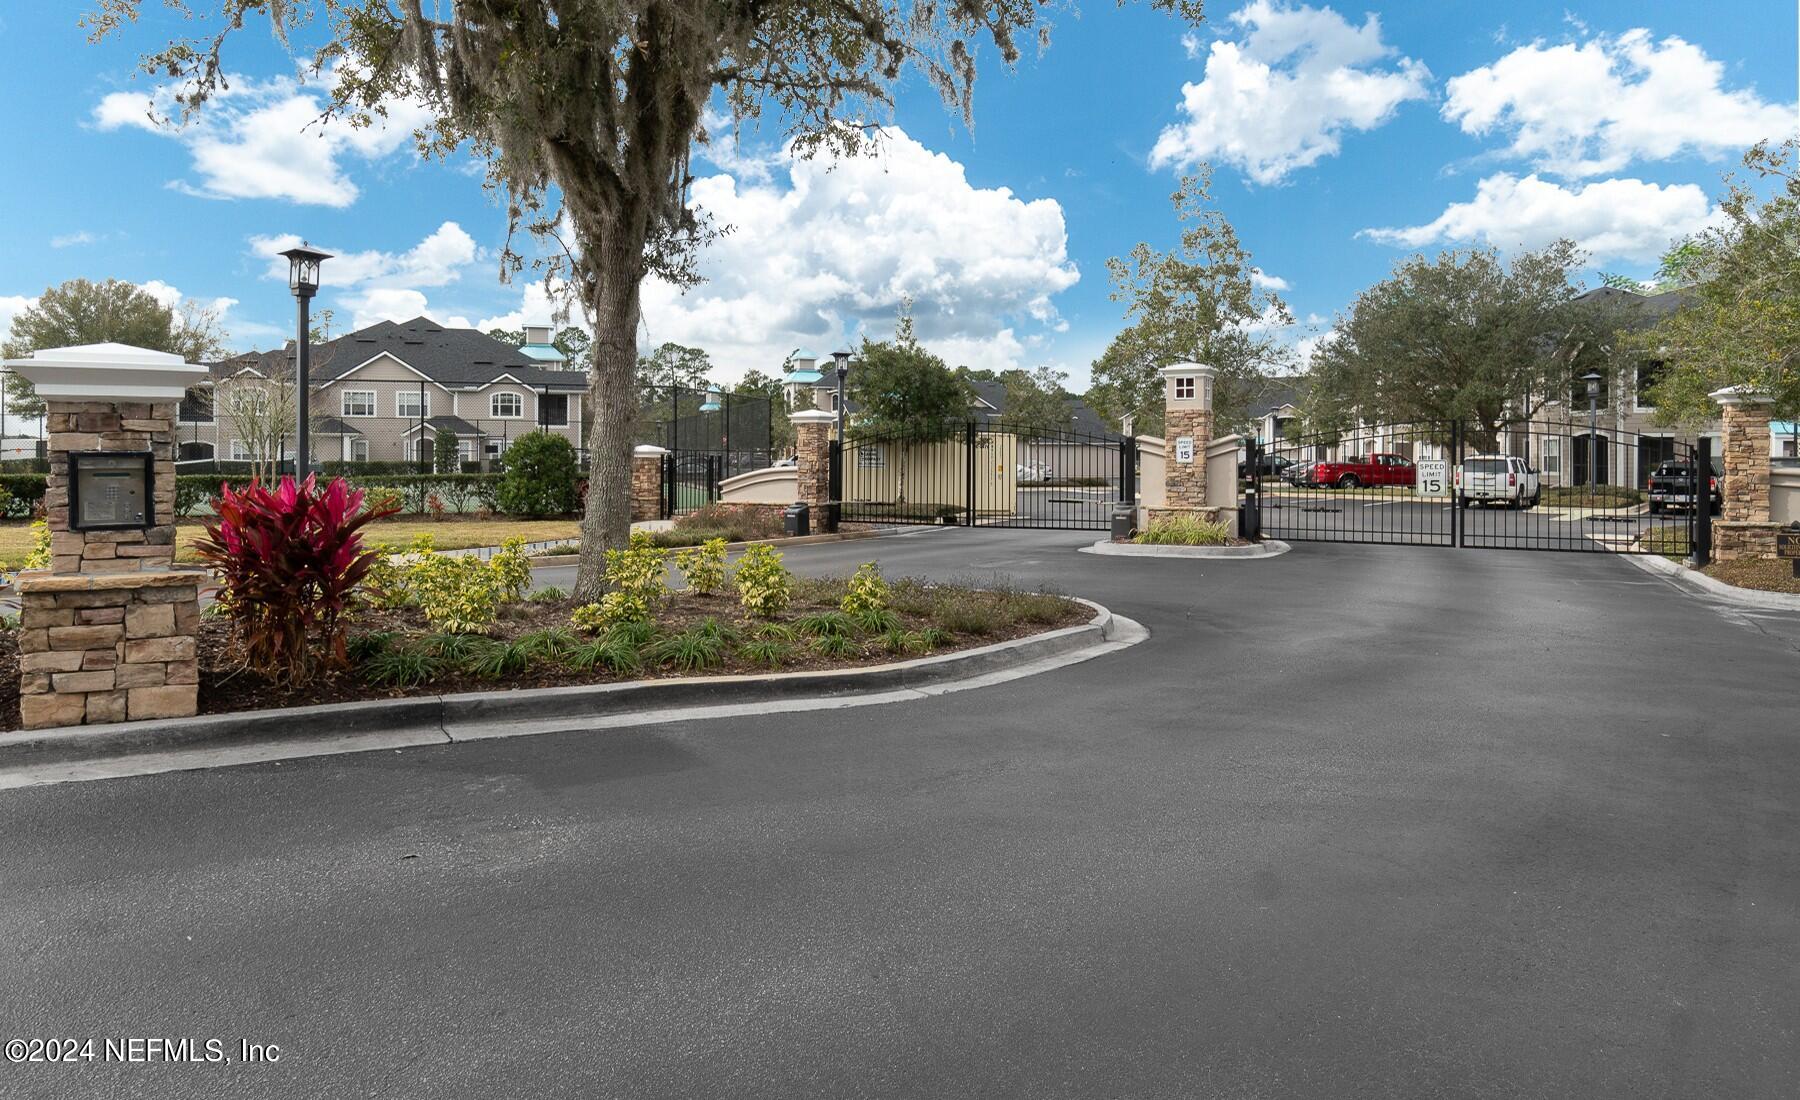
[192,589,1085,717]
[1703,559,1800,595]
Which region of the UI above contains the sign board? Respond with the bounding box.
[1174,437,1195,465]
[1777,529,1800,559]
[1415,459,1449,497]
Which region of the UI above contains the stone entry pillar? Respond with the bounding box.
[791,409,836,528]
[4,343,207,729]
[630,445,668,522]
[1712,386,1778,561]
[1149,363,1219,526]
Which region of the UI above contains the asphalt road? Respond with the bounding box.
[3,529,1798,1098]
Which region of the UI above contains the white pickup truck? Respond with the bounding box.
[1458,454,1541,508]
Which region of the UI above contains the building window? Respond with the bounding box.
[229,439,252,461]
[458,440,476,463]
[1542,437,1561,478]
[350,438,369,462]
[178,388,214,424]
[177,440,214,462]
[857,445,884,469]
[1635,360,1664,410]
[342,390,376,417]
[1174,377,1195,400]
[491,392,524,418]
[396,390,430,419]
[539,394,570,427]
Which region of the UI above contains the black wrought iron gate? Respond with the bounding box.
[1241,419,1712,560]
[831,421,1136,531]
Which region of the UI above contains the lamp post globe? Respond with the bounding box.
[1581,371,1602,490]
[279,243,332,477]
[831,348,851,440]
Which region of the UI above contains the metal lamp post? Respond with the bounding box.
[832,348,851,440]
[1582,371,1602,491]
[279,244,331,477]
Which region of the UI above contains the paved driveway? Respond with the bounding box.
[2,530,1797,1098]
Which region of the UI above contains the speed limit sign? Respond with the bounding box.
[1416,459,1448,497]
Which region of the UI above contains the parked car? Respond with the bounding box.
[1239,453,1297,479]
[1457,454,1540,508]
[1017,462,1052,483]
[1305,453,1418,489]
[1647,459,1722,515]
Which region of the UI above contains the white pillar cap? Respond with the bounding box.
[632,444,670,455]
[4,342,207,400]
[790,409,838,424]
[1709,385,1775,406]
[1158,362,1216,380]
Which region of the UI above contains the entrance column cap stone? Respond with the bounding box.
[791,410,838,424]
[1709,385,1775,406]
[632,444,670,455]
[4,342,206,399]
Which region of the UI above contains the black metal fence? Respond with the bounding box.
[832,420,1133,530]
[1244,419,1708,558]
[642,384,775,516]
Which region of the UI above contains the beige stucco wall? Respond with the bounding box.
[845,435,1018,513]
[1207,434,1243,512]
[1136,436,1166,509]
[719,466,799,505]
[1770,467,1800,525]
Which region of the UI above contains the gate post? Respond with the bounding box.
[827,438,843,533]
[965,420,977,528]
[1710,386,1776,561]
[1691,436,1713,567]
[630,444,669,521]
[791,409,837,531]
[1150,363,1216,530]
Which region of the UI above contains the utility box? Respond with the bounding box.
[1111,504,1137,543]
[784,502,810,537]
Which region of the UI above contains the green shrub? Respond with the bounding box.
[646,623,728,672]
[841,562,890,617]
[878,628,927,656]
[407,553,502,634]
[565,629,645,674]
[1132,514,1233,546]
[737,638,794,667]
[570,602,609,634]
[462,637,531,679]
[490,536,534,602]
[794,610,856,638]
[752,622,798,642]
[733,543,792,619]
[23,518,51,571]
[810,632,858,658]
[362,642,447,688]
[853,607,901,634]
[674,537,729,594]
[672,501,785,541]
[496,432,579,516]
[0,474,47,516]
[933,595,1001,636]
[918,626,950,650]
[346,630,397,663]
[528,585,567,602]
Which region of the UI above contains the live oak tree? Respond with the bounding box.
[1087,171,1291,437]
[1640,139,1800,426]
[1306,241,1597,449]
[88,0,1204,597]
[2,278,227,419]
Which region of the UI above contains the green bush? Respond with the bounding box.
[489,536,534,602]
[1133,514,1233,546]
[570,530,667,629]
[496,432,579,517]
[733,543,793,619]
[407,553,503,634]
[0,474,47,517]
[674,537,729,594]
[841,562,890,617]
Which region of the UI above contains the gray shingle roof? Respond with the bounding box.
[213,317,587,391]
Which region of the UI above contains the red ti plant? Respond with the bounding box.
[192,475,400,684]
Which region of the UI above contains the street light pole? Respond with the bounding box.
[832,348,851,441]
[279,243,331,478]
[1583,371,1602,491]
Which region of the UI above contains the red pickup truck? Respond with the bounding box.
[1291,452,1418,489]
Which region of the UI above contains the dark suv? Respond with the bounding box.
[1647,460,1722,515]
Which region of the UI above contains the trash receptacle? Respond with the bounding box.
[784,502,810,537]
[1111,504,1137,543]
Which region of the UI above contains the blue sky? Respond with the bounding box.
[0,1,1793,390]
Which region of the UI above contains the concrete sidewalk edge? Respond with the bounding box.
[1080,539,1291,559]
[1623,552,1800,612]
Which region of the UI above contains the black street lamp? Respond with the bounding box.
[831,348,851,440]
[1582,371,1602,490]
[279,243,331,477]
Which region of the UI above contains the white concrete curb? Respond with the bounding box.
[1079,539,1291,560]
[1623,553,1800,612]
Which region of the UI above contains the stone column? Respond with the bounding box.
[791,409,836,523]
[1712,386,1778,561]
[630,445,668,522]
[1148,363,1219,526]
[4,344,207,730]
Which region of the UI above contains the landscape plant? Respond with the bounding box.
[1133,513,1233,546]
[733,544,794,619]
[490,536,535,602]
[674,537,729,595]
[570,530,668,629]
[192,475,399,684]
[496,432,580,518]
[841,562,891,617]
[406,552,504,635]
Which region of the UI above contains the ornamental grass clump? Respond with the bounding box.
[1132,514,1233,546]
[674,537,729,594]
[192,475,400,684]
[733,543,792,619]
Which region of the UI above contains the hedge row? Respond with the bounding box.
[173,473,508,516]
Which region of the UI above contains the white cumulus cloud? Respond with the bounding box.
[1361,173,1716,263]
[1445,28,1794,178]
[1151,0,1431,185]
[247,222,481,329]
[93,71,432,208]
[594,127,1078,379]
